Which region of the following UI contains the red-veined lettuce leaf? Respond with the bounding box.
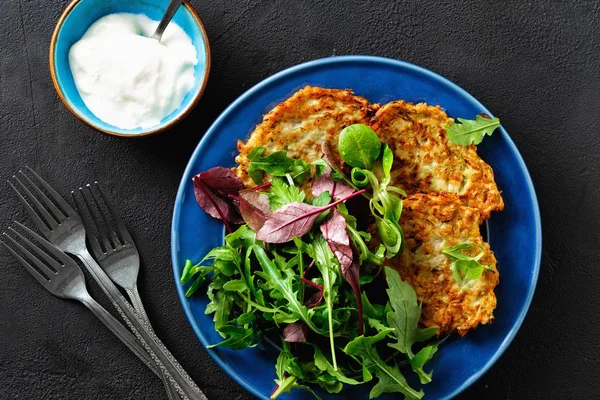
[256,190,364,243]
[192,167,244,232]
[320,209,363,335]
[239,189,270,232]
[312,165,354,200]
[282,322,308,343]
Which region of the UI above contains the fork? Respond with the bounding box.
[9,167,206,400]
[72,182,179,400]
[1,223,179,393]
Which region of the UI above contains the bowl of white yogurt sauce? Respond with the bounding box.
[50,0,210,137]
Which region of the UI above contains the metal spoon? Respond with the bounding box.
[151,0,185,41]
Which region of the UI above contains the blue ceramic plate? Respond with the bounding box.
[171,56,541,399]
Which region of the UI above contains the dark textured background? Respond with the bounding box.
[1,0,599,399]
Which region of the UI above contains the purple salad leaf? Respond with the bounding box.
[321,141,345,172]
[320,210,364,335]
[320,209,352,272]
[301,277,324,309]
[239,189,270,232]
[312,164,354,200]
[256,190,365,243]
[282,322,308,343]
[192,167,244,232]
[305,290,324,308]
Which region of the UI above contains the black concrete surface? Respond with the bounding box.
[1,1,599,399]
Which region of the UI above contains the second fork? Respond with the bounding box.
[9,167,206,400]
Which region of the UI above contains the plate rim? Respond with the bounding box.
[171,55,542,400]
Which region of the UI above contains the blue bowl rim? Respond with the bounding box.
[170,55,542,399]
[49,0,211,138]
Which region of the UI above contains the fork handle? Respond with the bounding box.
[127,285,152,329]
[125,285,180,400]
[77,249,206,400]
[80,296,182,399]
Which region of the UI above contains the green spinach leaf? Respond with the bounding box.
[338,124,381,170]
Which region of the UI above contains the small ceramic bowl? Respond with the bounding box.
[50,0,210,137]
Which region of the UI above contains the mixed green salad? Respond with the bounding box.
[181,116,499,399]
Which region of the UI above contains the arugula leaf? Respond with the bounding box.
[442,243,494,284]
[271,341,330,400]
[266,177,305,210]
[222,279,248,292]
[252,245,322,334]
[289,159,311,185]
[247,147,296,184]
[445,114,501,146]
[409,344,439,378]
[384,267,439,384]
[362,292,385,321]
[207,325,256,350]
[205,278,234,336]
[236,311,256,325]
[272,342,303,399]
[180,259,213,297]
[343,329,423,400]
[308,235,340,370]
[224,224,256,248]
[313,346,361,385]
[185,274,205,297]
[414,327,439,343]
[338,124,382,170]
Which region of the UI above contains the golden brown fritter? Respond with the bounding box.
[233,86,378,187]
[385,193,499,336]
[369,101,504,218]
[233,87,502,336]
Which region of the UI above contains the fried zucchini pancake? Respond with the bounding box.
[386,193,499,336]
[369,101,504,218]
[233,86,377,186]
[234,87,501,336]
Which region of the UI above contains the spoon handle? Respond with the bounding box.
[151,0,185,41]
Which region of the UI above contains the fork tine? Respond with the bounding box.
[95,182,134,244]
[17,171,66,221]
[88,184,122,246]
[12,221,73,263]
[1,238,51,288]
[78,187,113,252]
[8,179,53,236]
[72,190,105,256]
[25,166,77,217]
[8,227,63,272]
[1,233,52,283]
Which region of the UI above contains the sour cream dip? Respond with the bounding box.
[68,13,198,130]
